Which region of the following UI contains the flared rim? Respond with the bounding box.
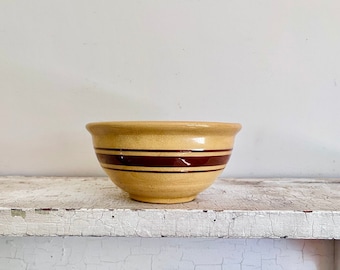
[86,121,241,133]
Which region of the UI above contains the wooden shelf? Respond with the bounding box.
[0,176,339,239]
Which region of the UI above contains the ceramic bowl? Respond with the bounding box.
[86,121,241,204]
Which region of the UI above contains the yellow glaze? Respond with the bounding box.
[86,121,241,204]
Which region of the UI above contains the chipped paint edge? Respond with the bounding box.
[1,207,339,239]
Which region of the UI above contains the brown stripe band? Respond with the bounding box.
[102,166,224,174]
[97,154,230,167]
[95,147,232,153]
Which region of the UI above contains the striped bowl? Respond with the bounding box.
[86,121,241,204]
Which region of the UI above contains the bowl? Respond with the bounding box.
[86,121,241,204]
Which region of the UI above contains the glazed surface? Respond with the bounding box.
[86,121,241,203]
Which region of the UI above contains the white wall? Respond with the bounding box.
[1,0,340,177]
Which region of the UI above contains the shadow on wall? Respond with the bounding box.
[231,125,340,178]
[1,68,164,175]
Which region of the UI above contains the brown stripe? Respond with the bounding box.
[102,166,224,173]
[96,154,230,167]
[95,147,232,153]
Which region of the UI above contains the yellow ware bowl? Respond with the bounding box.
[86,121,241,204]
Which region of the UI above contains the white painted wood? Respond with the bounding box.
[0,237,335,270]
[0,177,339,239]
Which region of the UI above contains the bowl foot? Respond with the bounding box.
[129,194,196,204]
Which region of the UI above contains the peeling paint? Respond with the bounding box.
[34,208,58,215]
[35,209,51,215]
[0,237,335,269]
[0,177,340,239]
[0,177,338,269]
[11,209,26,219]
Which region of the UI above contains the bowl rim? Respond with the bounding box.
[86,121,241,132]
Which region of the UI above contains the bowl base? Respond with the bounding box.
[129,194,196,204]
